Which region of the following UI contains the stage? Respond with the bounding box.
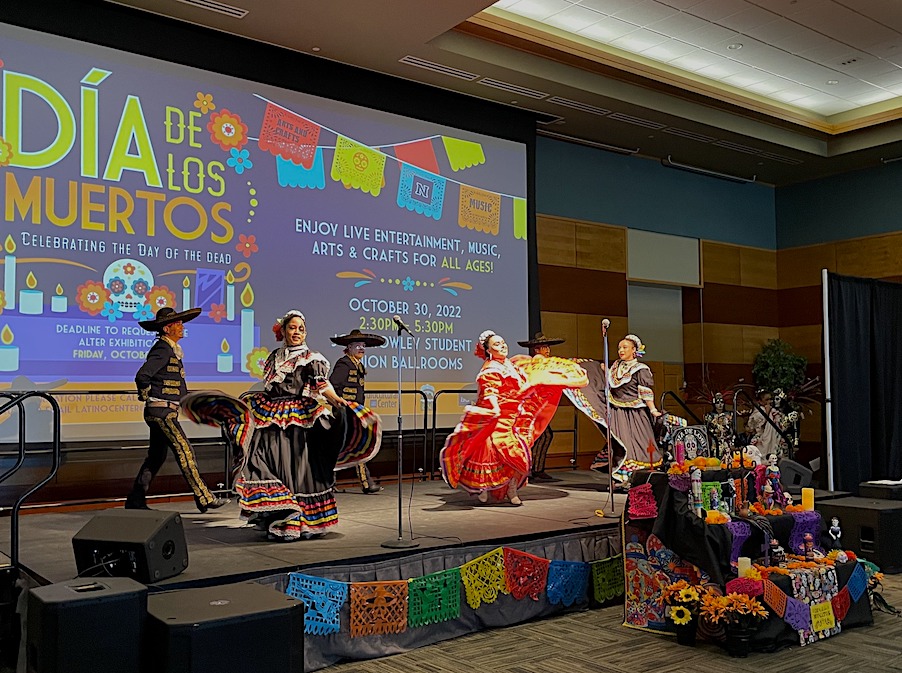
[1,469,623,588]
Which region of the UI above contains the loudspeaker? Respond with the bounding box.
[144,581,305,672]
[859,481,902,500]
[72,509,188,583]
[816,497,902,573]
[26,577,147,673]
[778,458,813,495]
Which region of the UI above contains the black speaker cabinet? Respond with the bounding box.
[72,509,188,583]
[859,481,902,500]
[26,577,147,673]
[144,581,304,673]
[816,497,902,573]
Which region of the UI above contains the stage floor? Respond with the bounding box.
[0,469,624,588]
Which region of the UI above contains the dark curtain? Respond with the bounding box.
[828,272,902,491]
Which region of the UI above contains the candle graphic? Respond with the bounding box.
[0,325,19,372]
[3,235,16,310]
[225,270,235,321]
[217,339,234,373]
[182,276,191,310]
[240,283,255,372]
[19,271,44,315]
[51,284,68,313]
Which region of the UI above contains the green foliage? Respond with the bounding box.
[751,339,807,393]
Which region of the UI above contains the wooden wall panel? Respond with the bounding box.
[701,283,780,326]
[575,221,626,272]
[742,325,781,362]
[777,243,836,289]
[537,311,579,357]
[702,241,742,285]
[740,247,778,289]
[536,215,576,267]
[537,265,628,315]
[836,233,902,278]
[779,325,823,364]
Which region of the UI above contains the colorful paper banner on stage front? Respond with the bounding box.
[394,138,440,174]
[460,547,509,610]
[762,578,787,618]
[458,185,501,235]
[591,553,625,603]
[546,560,590,607]
[397,163,446,220]
[257,102,321,168]
[349,581,409,638]
[286,573,348,635]
[276,150,326,189]
[503,547,550,601]
[408,568,461,628]
[442,136,486,171]
[331,136,387,196]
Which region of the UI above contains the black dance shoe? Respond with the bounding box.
[198,497,231,513]
[362,485,384,494]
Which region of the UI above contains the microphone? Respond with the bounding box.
[601,318,610,335]
[392,315,413,335]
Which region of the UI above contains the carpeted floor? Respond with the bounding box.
[326,573,902,673]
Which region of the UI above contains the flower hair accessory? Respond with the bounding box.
[623,333,646,357]
[473,329,496,359]
[272,310,305,342]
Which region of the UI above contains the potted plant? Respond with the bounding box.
[699,592,769,657]
[659,580,708,646]
[751,339,806,394]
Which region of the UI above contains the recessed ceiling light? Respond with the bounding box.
[826,80,839,85]
[727,43,743,50]
[312,46,321,52]
[511,100,518,105]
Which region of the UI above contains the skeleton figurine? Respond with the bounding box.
[769,538,786,566]
[690,466,703,518]
[829,517,842,550]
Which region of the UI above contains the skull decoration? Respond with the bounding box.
[102,259,154,314]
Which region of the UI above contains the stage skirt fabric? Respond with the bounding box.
[441,355,587,498]
[182,390,381,539]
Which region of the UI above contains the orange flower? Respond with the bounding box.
[705,510,730,525]
[144,285,177,312]
[207,108,248,151]
[236,233,258,258]
[0,136,13,167]
[76,281,110,316]
[194,92,216,114]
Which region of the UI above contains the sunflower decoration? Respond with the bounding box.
[659,579,711,626]
[670,605,693,625]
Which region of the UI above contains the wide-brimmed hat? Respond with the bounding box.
[330,329,386,348]
[517,332,565,348]
[138,306,202,332]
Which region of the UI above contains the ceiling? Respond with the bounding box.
[104,0,902,186]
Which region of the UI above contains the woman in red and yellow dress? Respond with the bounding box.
[440,330,586,505]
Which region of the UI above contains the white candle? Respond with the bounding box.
[182,276,191,311]
[0,325,19,372]
[217,353,234,373]
[19,289,43,315]
[226,282,235,321]
[240,308,254,372]
[3,257,14,310]
[737,556,751,577]
[217,339,233,372]
[51,284,67,313]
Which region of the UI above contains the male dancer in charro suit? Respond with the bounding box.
[517,332,566,482]
[126,306,229,512]
[329,329,386,494]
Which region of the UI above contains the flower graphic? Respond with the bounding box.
[0,290,5,316]
[246,346,270,379]
[194,92,216,114]
[76,281,110,316]
[402,276,415,292]
[123,263,136,275]
[208,303,227,323]
[132,304,155,321]
[236,233,258,258]
[207,108,248,151]
[145,285,177,312]
[227,148,253,175]
[107,276,126,296]
[0,136,13,167]
[101,301,123,323]
[131,279,150,298]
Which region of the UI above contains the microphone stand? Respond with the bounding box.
[381,322,419,549]
[601,322,615,516]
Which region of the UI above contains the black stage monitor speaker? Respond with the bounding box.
[72,509,188,583]
[144,581,305,672]
[816,497,902,573]
[778,458,813,495]
[26,577,147,673]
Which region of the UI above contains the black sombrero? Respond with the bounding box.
[138,306,202,332]
[330,329,386,348]
[517,332,565,348]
